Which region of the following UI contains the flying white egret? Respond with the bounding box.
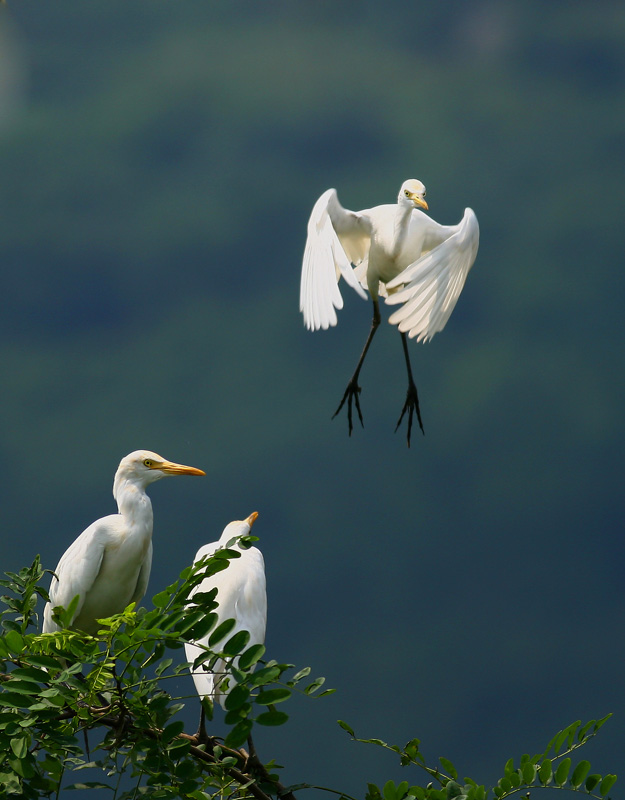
[300,179,479,445]
[185,512,266,710]
[43,450,206,635]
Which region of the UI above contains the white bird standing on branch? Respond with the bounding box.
[300,179,479,445]
[185,512,266,710]
[43,450,206,635]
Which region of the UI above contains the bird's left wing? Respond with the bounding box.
[300,188,369,331]
[385,208,479,342]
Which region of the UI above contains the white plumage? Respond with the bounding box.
[43,450,205,635]
[299,179,479,443]
[185,512,266,709]
[300,178,479,341]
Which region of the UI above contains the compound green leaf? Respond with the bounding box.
[578,720,595,741]
[570,760,591,788]
[382,780,397,800]
[554,758,571,787]
[594,714,612,733]
[497,777,511,794]
[539,760,552,786]
[304,676,326,695]
[238,643,265,670]
[225,719,254,748]
[224,684,250,711]
[4,630,23,655]
[255,688,291,705]
[223,630,250,656]
[256,709,289,726]
[3,679,40,695]
[338,720,355,736]
[566,721,581,749]
[9,737,28,759]
[599,775,617,796]
[521,762,536,784]
[440,757,458,780]
[208,619,236,647]
[152,590,170,608]
[585,775,602,792]
[552,729,568,755]
[161,721,185,743]
[446,780,464,799]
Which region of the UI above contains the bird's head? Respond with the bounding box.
[219,511,259,546]
[398,179,428,211]
[115,450,206,490]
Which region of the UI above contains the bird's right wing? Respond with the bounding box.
[385,208,479,342]
[43,521,108,633]
[300,188,370,330]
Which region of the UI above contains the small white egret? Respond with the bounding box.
[300,179,479,445]
[185,512,266,710]
[43,450,206,635]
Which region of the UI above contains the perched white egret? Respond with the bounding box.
[43,450,206,635]
[300,179,479,445]
[185,512,266,710]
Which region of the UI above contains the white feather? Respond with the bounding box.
[185,515,266,709]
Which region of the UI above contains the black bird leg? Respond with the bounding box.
[194,703,211,746]
[395,331,425,446]
[333,300,381,435]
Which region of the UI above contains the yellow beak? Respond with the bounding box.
[412,195,428,211]
[156,460,206,476]
[246,511,259,527]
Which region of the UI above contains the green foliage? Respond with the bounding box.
[338,718,617,800]
[0,553,332,799]
[0,556,618,799]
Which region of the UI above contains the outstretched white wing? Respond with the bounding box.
[385,208,479,342]
[300,188,370,331]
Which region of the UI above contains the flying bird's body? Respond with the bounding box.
[300,179,479,443]
[185,513,266,709]
[43,450,205,635]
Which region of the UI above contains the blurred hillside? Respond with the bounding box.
[0,1,624,797]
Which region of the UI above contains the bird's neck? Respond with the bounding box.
[392,203,413,258]
[113,479,154,534]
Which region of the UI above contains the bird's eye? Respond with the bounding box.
[143,459,153,468]
[404,189,410,196]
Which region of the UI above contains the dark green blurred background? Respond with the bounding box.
[0,1,623,795]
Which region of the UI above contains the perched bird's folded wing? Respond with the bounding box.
[130,540,152,607]
[385,208,479,342]
[43,522,108,633]
[300,188,369,331]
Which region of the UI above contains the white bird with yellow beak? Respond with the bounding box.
[43,450,205,635]
[300,179,479,445]
[185,512,266,710]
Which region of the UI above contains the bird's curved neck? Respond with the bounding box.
[392,203,413,258]
[113,478,154,532]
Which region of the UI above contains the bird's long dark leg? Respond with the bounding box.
[194,704,209,745]
[333,300,381,435]
[395,331,425,446]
